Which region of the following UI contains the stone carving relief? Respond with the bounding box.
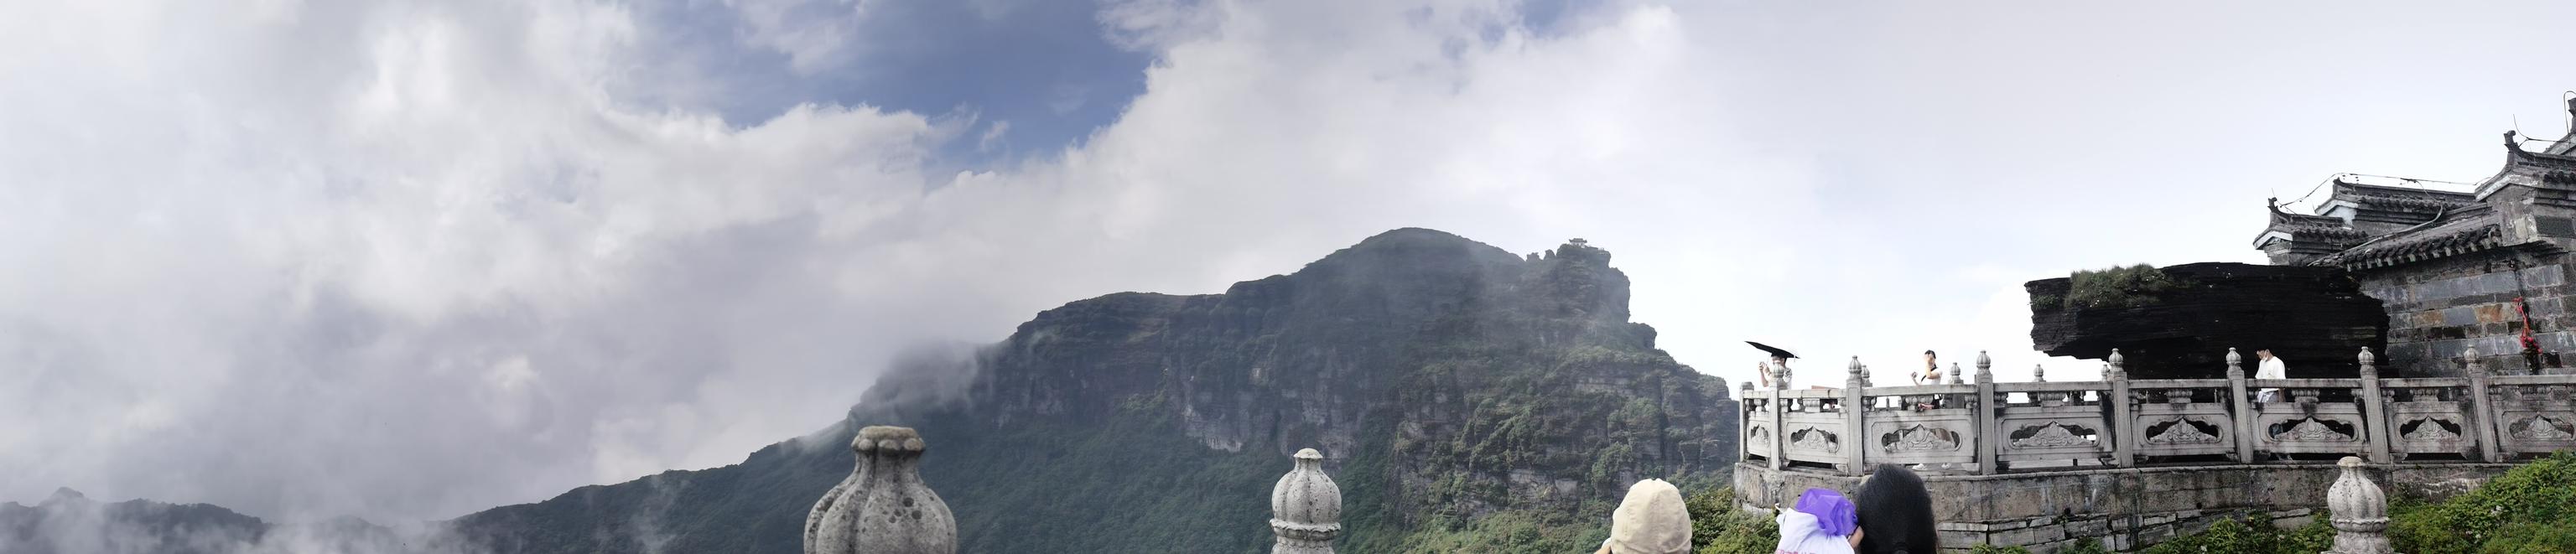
[1789,427,1839,453]
[2401,418,2461,441]
[2511,415,2576,442]
[1879,424,1959,453]
[2145,418,2221,445]
[1748,427,1773,449]
[2008,422,2097,449]
[2274,417,2359,443]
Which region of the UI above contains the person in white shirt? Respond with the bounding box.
[2255,349,2287,402]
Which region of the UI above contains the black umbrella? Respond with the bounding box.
[1745,341,1798,360]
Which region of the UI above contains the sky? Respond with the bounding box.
[3,0,2574,526]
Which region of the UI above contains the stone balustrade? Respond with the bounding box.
[1738,348,2576,475]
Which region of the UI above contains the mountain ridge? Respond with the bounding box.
[3,228,1738,553]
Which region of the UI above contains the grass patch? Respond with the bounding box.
[2033,264,2189,310]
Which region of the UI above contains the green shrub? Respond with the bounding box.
[2058,538,2114,554]
[2480,520,2576,553]
[2389,452,2576,554]
[2040,264,2188,310]
[1966,544,2032,554]
[2138,513,2276,554]
[1682,486,1778,554]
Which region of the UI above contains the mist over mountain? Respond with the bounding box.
[446,228,1738,552]
[0,488,475,554]
[4,228,1737,553]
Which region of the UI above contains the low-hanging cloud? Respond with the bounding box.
[0,0,1822,525]
[13,0,2576,531]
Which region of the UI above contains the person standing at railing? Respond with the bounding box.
[2255,349,2287,402]
[1748,342,1799,389]
[1904,350,1940,411]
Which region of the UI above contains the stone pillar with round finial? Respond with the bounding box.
[806,426,957,554]
[1973,351,1997,474]
[2464,347,2504,462]
[2108,349,2135,466]
[2226,348,2258,462]
[1270,448,1341,554]
[2357,348,2392,463]
[2322,456,2394,554]
[1841,357,1867,473]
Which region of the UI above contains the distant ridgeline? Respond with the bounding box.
[449,228,1739,553]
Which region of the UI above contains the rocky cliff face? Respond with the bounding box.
[449,228,1737,553]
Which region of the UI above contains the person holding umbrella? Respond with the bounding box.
[1748,342,1798,389]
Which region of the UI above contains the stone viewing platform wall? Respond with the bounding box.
[1735,460,2511,551]
[1734,348,2576,551]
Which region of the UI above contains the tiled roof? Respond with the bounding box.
[2260,205,2366,245]
[2313,209,2506,269]
[2331,182,2477,212]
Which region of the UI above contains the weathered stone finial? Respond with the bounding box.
[1270,448,1341,553]
[2357,347,2377,379]
[2033,364,2047,382]
[1846,356,1864,387]
[2107,349,2127,381]
[1767,362,1789,391]
[1944,362,1963,385]
[806,426,956,554]
[2464,347,2485,375]
[2226,348,2246,380]
[1974,351,1992,382]
[2323,457,2393,554]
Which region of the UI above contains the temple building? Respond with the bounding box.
[2255,98,2576,375]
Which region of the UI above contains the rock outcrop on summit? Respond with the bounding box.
[452,228,1737,553]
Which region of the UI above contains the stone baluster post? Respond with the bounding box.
[2322,456,2394,554]
[1739,381,1756,463]
[2226,348,2259,463]
[2356,348,2392,463]
[1937,362,1964,410]
[2107,349,2135,467]
[1974,351,1998,475]
[1768,362,1789,470]
[2463,348,2505,463]
[1842,357,1867,474]
[1270,448,1342,554]
[806,426,957,554]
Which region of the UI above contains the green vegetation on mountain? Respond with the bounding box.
[450,228,1739,552]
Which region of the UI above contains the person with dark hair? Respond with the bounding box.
[1852,464,1938,554]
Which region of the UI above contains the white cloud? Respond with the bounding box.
[722,0,873,74]
[9,0,2576,530]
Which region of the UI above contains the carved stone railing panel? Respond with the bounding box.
[2255,401,2371,456]
[1730,349,2576,477]
[2493,402,2576,453]
[1992,382,2112,469]
[2133,387,2237,458]
[1994,414,2112,467]
[1780,412,1848,466]
[2489,375,2576,455]
[1742,422,1774,462]
[1860,412,1976,466]
[2385,399,2475,459]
